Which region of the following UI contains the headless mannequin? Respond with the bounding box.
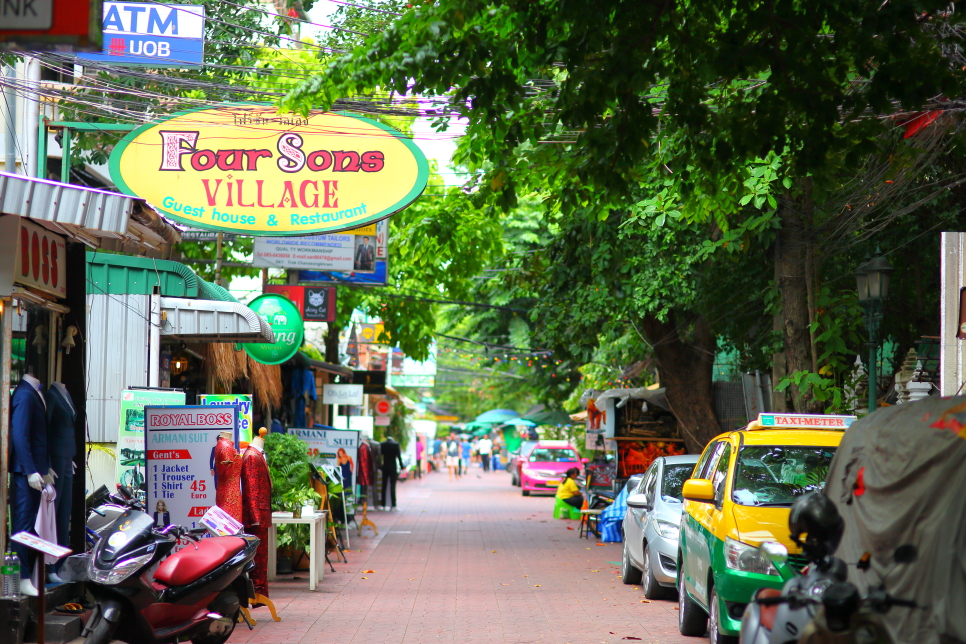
[11,372,52,596]
[214,431,243,522]
[241,429,271,599]
[46,381,77,582]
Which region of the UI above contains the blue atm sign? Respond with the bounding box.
[77,3,204,68]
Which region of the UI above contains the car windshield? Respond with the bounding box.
[662,465,695,502]
[732,446,836,507]
[529,448,578,463]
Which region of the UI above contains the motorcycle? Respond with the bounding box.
[85,485,144,547]
[740,494,917,644]
[82,506,259,644]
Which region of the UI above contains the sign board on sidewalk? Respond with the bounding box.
[199,394,253,443]
[322,383,363,406]
[144,405,238,533]
[263,284,336,322]
[78,3,205,67]
[288,428,360,487]
[0,0,101,51]
[109,105,429,236]
[115,389,186,494]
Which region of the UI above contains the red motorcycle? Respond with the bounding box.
[82,507,258,644]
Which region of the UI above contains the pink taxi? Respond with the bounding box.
[519,440,587,496]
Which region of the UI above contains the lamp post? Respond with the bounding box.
[854,248,893,412]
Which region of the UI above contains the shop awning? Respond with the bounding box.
[0,171,180,254]
[160,297,275,343]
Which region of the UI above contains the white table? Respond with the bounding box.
[266,510,328,590]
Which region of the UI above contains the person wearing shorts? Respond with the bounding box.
[445,432,461,481]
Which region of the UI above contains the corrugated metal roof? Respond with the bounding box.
[0,170,134,236]
[87,252,200,296]
[86,293,151,442]
[160,297,275,343]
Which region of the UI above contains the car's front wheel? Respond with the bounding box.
[708,588,737,644]
[621,541,642,585]
[522,489,530,496]
[641,546,665,599]
[677,558,708,637]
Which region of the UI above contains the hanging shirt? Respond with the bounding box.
[34,484,59,564]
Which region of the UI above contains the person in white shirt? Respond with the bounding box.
[477,436,493,472]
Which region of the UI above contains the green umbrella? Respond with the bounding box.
[520,409,575,426]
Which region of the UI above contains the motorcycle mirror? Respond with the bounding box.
[893,545,917,564]
[759,541,789,565]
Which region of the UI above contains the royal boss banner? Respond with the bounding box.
[108,105,430,236]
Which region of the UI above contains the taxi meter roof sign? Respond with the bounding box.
[748,413,857,431]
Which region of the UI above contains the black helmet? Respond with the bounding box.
[788,493,844,561]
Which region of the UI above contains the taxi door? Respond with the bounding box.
[684,440,733,609]
[681,440,723,602]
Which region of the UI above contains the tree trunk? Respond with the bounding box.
[641,311,720,453]
[324,322,340,364]
[776,198,822,413]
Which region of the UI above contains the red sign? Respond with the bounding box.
[187,506,211,517]
[0,0,102,51]
[264,284,336,322]
[15,219,66,298]
[148,450,191,460]
[375,399,392,415]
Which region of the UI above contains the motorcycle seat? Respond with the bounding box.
[154,537,246,587]
[756,587,783,631]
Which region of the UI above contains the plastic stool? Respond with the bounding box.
[553,496,582,519]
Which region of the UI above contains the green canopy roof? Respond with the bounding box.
[521,409,575,426]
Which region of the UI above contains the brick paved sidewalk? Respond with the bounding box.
[230,466,694,644]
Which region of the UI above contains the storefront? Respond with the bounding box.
[0,171,181,576]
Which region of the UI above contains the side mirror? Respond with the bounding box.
[581,457,590,464]
[759,541,789,566]
[682,479,715,503]
[626,493,652,510]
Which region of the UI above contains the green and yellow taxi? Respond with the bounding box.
[676,413,855,644]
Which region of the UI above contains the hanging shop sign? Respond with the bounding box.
[264,284,336,322]
[242,293,304,365]
[254,233,380,273]
[13,219,66,298]
[287,428,360,487]
[115,389,186,492]
[298,219,389,287]
[322,384,363,406]
[199,394,253,443]
[77,3,205,67]
[0,0,101,51]
[144,405,239,534]
[109,104,429,236]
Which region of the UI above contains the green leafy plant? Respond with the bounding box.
[264,433,318,555]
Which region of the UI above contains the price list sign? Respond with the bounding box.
[144,406,238,531]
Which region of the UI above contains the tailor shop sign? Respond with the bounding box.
[108,104,430,236]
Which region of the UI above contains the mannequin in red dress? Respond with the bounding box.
[214,432,243,523]
[241,432,272,598]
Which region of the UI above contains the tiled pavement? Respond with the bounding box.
[230,467,695,644]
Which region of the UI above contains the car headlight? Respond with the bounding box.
[88,551,154,585]
[655,520,679,540]
[724,538,778,576]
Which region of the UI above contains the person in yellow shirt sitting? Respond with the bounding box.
[556,467,583,509]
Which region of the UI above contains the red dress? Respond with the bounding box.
[241,445,272,597]
[214,437,243,523]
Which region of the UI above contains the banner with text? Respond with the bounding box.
[78,3,205,67]
[145,405,238,533]
[288,428,360,488]
[199,394,253,443]
[115,389,186,495]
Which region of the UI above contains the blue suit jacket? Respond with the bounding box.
[46,385,77,475]
[10,379,49,475]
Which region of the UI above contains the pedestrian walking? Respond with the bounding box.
[445,432,461,481]
[414,437,424,479]
[460,436,472,475]
[491,442,502,471]
[433,436,443,472]
[477,435,493,472]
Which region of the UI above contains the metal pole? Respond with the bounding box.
[867,300,880,413]
[37,116,47,179]
[60,128,71,184]
[4,64,17,174]
[24,57,39,178]
[149,289,161,388]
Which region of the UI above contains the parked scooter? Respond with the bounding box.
[740,494,849,644]
[740,494,917,644]
[82,506,258,644]
[85,485,144,546]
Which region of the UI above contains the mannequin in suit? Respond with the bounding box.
[241,430,272,598]
[46,382,76,580]
[214,431,243,522]
[379,437,404,509]
[10,374,53,596]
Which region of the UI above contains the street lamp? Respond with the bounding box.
[854,248,892,412]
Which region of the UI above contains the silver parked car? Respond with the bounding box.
[620,454,700,599]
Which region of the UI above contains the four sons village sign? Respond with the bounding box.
[109,104,430,235]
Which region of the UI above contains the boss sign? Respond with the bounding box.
[77,3,204,67]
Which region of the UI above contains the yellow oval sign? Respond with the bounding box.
[109,105,429,235]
